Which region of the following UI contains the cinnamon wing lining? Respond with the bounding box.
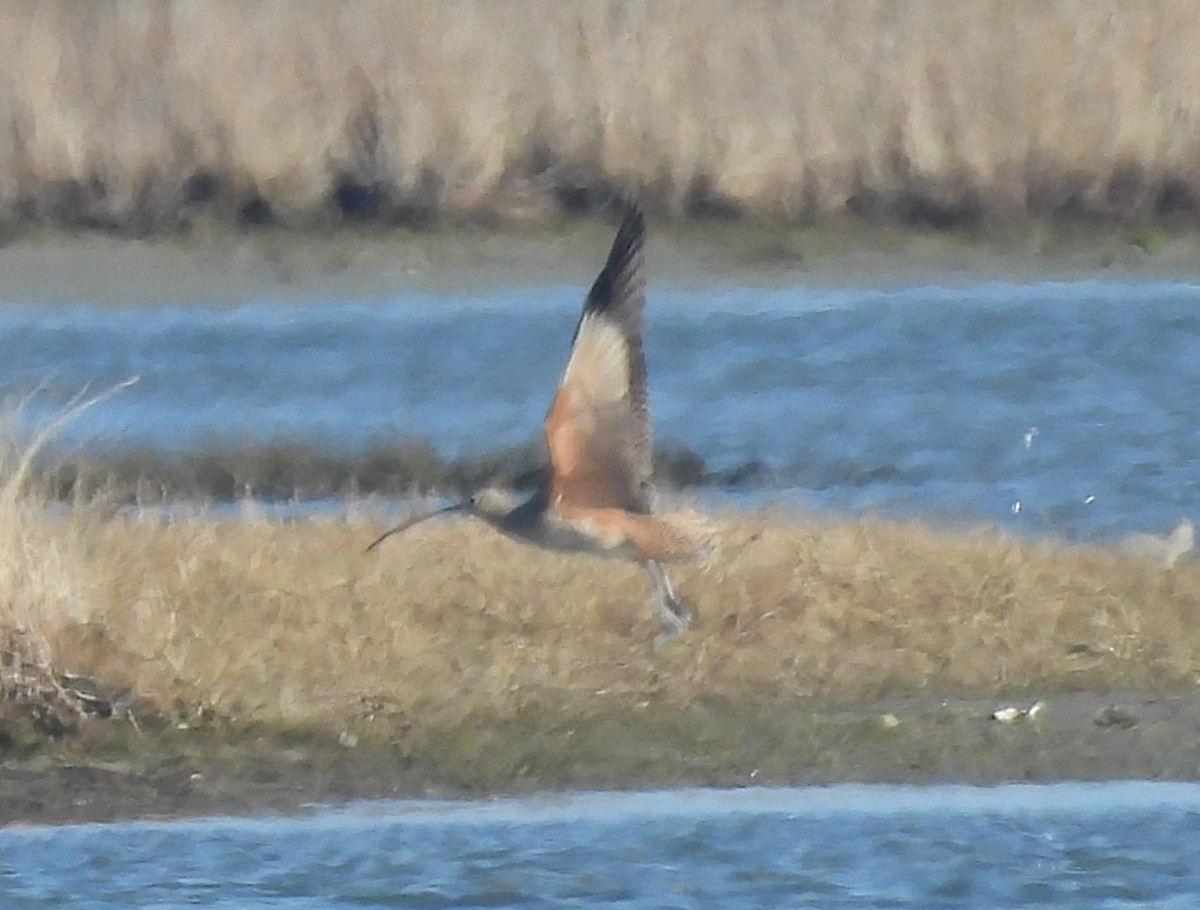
[545,206,653,514]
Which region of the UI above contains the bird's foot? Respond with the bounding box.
[652,594,692,650]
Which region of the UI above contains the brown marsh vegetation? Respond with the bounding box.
[1,1,1199,233]
[33,437,717,506]
[62,508,1200,718]
[6,475,1200,736]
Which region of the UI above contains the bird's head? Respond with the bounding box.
[462,487,515,523]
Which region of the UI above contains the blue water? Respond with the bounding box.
[4,278,1200,540]
[3,783,1200,908]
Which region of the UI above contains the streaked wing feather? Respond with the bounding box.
[545,206,652,512]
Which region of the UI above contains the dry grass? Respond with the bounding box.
[8,503,1197,741]
[0,383,137,690]
[0,1,1198,231]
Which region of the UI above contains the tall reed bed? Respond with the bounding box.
[0,1,1197,232]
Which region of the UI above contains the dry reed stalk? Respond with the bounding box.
[0,1,1196,231]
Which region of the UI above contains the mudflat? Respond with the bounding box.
[2,221,1199,310]
[3,690,1199,827]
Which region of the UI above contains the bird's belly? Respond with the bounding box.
[520,515,638,560]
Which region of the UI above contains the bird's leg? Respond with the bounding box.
[644,560,691,647]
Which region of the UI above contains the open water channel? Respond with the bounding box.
[3,276,1200,541]
[3,783,1200,907]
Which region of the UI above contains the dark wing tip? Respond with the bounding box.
[609,202,645,264]
[583,203,645,321]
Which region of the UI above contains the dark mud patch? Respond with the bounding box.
[4,690,1200,827]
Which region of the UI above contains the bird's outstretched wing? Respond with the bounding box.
[543,205,653,514]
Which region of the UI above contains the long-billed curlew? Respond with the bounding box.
[368,205,713,644]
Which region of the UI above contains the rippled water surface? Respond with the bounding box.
[3,783,1200,908]
[4,277,1200,540]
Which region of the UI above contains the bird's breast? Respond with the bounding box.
[522,510,638,559]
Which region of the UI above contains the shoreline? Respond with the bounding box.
[4,689,1200,828]
[2,221,1200,309]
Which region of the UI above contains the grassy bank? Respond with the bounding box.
[7,496,1200,739]
[1,1,1199,234]
[6,482,1200,818]
[60,510,1200,713]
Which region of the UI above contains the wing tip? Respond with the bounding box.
[585,199,645,315]
[612,199,645,256]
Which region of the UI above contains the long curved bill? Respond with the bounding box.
[365,501,468,553]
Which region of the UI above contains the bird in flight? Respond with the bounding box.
[368,205,713,645]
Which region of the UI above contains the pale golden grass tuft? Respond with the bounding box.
[1119,519,1195,568]
[13,502,1196,735]
[0,381,137,686]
